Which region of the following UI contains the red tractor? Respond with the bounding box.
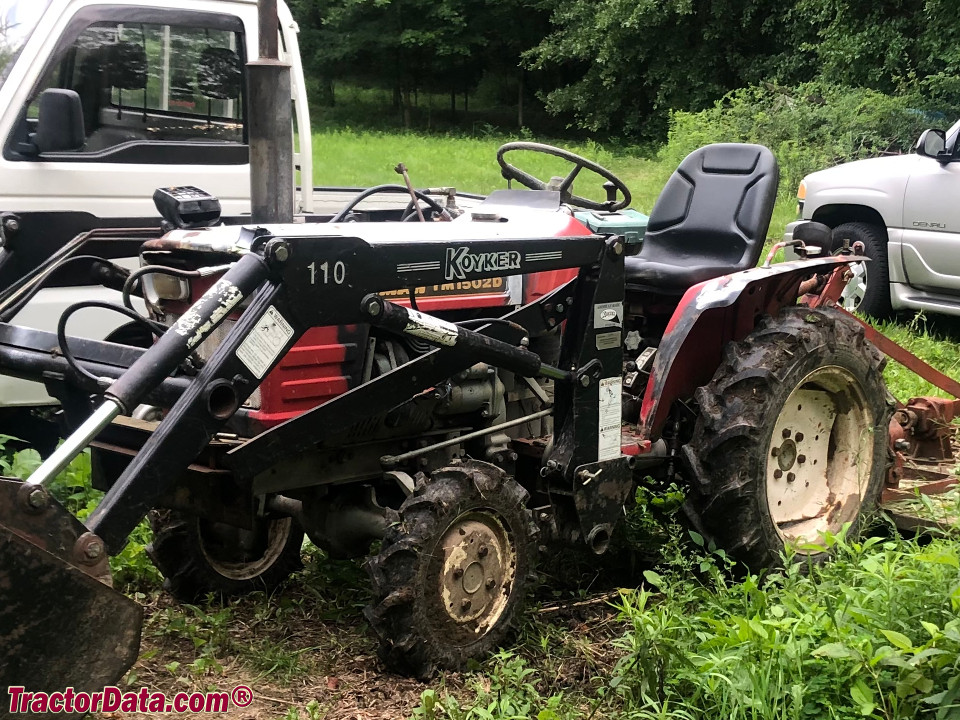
[0,141,953,700]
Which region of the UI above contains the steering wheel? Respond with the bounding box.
[496,141,631,211]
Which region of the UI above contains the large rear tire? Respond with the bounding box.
[147,510,304,601]
[365,461,537,678]
[682,306,892,569]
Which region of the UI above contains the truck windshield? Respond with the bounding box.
[0,0,52,89]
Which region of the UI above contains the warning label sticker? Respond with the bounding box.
[236,305,294,379]
[598,376,622,462]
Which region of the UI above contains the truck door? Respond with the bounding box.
[901,149,960,296]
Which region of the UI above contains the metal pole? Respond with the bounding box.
[26,400,122,486]
[258,0,279,60]
[249,0,294,223]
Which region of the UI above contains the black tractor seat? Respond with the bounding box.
[625,143,779,294]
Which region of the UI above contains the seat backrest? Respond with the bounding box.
[639,143,778,269]
[197,47,242,101]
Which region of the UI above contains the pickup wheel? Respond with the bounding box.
[147,510,304,601]
[365,461,537,678]
[682,306,892,570]
[831,222,892,318]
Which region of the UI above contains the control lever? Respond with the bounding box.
[603,181,618,207]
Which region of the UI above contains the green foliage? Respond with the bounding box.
[525,0,796,140]
[290,0,551,128]
[291,0,960,143]
[412,651,578,719]
[606,531,960,719]
[795,0,960,104]
[661,82,960,198]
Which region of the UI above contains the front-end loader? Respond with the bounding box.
[4,135,958,709]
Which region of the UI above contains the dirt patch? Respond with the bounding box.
[90,551,629,720]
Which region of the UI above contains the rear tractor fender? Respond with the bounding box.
[638,255,865,439]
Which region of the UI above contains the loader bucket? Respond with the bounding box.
[0,478,142,715]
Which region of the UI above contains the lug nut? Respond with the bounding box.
[555,303,565,313]
[460,599,471,612]
[782,429,791,439]
[452,568,463,579]
[797,454,806,464]
[773,469,782,479]
[478,545,489,558]
[786,472,796,483]
[795,432,804,442]
[486,578,496,590]
[770,447,779,457]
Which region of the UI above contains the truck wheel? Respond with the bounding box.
[682,306,891,570]
[147,510,304,601]
[365,461,537,678]
[831,222,892,318]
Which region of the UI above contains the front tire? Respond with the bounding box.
[682,306,892,569]
[831,222,891,318]
[147,510,305,601]
[365,461,537,678]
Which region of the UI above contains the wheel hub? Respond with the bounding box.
[439,513,514,629]
[198,517,294,580]
[766,366,874,551]
[840,262,867,310]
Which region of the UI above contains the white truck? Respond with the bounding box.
[0,0,313,441]
[784,119,960,319]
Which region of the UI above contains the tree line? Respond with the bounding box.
[289,0,960,139]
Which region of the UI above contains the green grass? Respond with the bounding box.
[310,128,665,212]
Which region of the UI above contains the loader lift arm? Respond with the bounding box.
[0,226,626,698]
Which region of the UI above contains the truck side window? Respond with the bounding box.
[11,14,246,161]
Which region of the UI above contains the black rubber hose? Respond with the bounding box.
[122,265,203,311]
[329,184,446,223]
[57,300,166,388]
[0,255,118,323]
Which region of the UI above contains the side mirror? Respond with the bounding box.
[32,89,85,153]
[916,128,947,161]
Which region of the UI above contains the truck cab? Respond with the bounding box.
[784,118,960,319]
[0,0,312,421]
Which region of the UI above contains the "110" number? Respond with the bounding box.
[308,260,346,285]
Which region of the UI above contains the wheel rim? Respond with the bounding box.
[765,365,875,552]
[433,510,516,646]
[198,517,296,581]
[839,261,868,311]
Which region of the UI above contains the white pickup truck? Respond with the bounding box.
[784,119,960,319]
